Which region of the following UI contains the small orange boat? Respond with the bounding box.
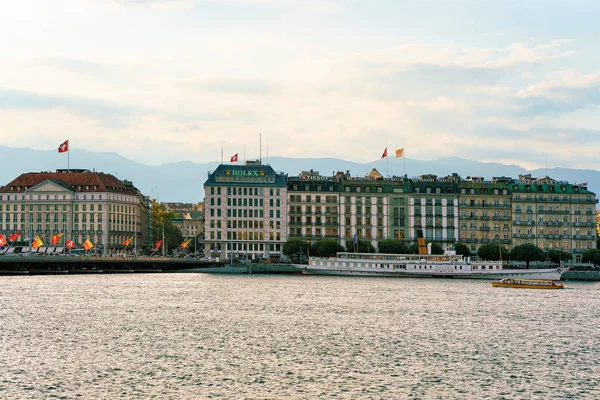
[492,278,564,289]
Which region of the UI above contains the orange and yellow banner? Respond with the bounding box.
[83,239,94,251]
[179,238,192,248]
[51,233,64,245]
[32,236,44,249]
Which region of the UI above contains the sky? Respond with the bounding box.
[1,0,599,171]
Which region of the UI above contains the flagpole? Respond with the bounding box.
[386,155,389,178]
[404,149,406,177]
[221,147,223,164]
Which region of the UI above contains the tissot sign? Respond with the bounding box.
[301,175,328,181]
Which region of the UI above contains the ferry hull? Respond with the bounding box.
[492,282,564,289]
[300,267,562,280]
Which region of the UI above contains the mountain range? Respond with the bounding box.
[1,145,599,203]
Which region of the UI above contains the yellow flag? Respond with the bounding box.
[83,239,94,250]
[395,148,405,158]
[179,238,192,248]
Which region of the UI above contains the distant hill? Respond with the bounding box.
[1,146,599,203]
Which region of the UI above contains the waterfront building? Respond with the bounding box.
[171,210,204,242]
[337,169,407,247]
[0,169,149,254]
[287,171,341,244]
[407,174,459,245]
[458,176,512,253]
[284,169,597,262]
[510,174,597,263]
[203,161,287,260]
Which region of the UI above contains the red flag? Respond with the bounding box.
[230,153,238,162]
[381,147,387,159]
[154,239,163,251]
[0,234,7,246]
[8,231,20,241]
[66,240,75,249]
[122,236,133,246]
[58,140,69,153]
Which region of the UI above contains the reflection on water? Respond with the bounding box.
[1,274,599,399]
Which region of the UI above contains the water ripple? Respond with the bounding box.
[0,275,599,399]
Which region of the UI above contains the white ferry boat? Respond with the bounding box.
[299,252,563,280]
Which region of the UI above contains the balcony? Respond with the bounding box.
[480,227,490,231]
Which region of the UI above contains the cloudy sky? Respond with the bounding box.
[1,0,599,170]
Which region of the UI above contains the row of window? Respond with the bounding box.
[207,230,283,241]
[209,187,283,197]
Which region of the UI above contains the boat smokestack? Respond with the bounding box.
[417,230,427,255]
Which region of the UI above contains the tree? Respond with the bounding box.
[378,239,408,254]
[151,202,184,254]
[344,238,375,253]
[311,239,345,257]
[282,238,311,258]
[582,248,600,266]
[510,243,545,267]
[407,243,420,254]
[547,249,571,264]
[428,242,445,255]
[454,242,471,258]
[478,243,509,261]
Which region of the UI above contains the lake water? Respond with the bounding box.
[1,274,599,399]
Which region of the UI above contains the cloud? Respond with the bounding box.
[183,78,280,95]
[0,88,149,126]
[514,72,600,116]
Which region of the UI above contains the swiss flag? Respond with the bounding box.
[58,140,69,153]
[0,234,7,246]
[230,153,238,162]
[8,231,20,241]
[66,240,75,249]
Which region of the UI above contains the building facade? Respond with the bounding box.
[458,176,512,253]
[510,175,597,262]
[0,169,149,254]
[287,171,341,244]
[203,161,287,260]
[283,170,597,261]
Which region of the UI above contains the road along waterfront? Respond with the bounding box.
[1,274,598,399]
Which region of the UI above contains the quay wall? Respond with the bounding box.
[561,270,600,281]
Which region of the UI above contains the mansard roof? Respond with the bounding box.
[0,170,141,196]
